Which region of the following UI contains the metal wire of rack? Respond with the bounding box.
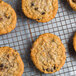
[0,0,76,76]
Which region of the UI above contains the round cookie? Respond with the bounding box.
[31,33,66,73]
[0,1,17,35]
[0,47,24,76]
[73,32,76,51]
[68,0,76,11]
[22,0,58,22]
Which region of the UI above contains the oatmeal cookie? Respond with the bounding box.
[0,1,17,35]
[0,47,24,76]
[22,0,58,22]
[31,33,66,73]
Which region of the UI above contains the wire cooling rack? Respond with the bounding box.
[0,0,76,76]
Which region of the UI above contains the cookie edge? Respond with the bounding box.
[73,32,76,51]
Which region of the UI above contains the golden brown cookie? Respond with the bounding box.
[22,0,58,22]
[31,33,66,73]
[0,1,17,35]
[68,0,76,11]
[73,32,76,51]
[0,47,24,76]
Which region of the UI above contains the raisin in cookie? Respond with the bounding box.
[22,0,58,22]
[0,47,24,76]
[31,33,66,73]
[73,32,76,51]
[68,0,76,11]
[0,1,17,35]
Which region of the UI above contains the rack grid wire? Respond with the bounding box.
[0,0,76,76]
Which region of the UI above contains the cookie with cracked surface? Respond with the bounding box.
[0,47,24,76]
[31,33,66,73]
[22,0,58,22]
[73,32,76,51]
[67,0,76,11]
[0,1,17,35]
